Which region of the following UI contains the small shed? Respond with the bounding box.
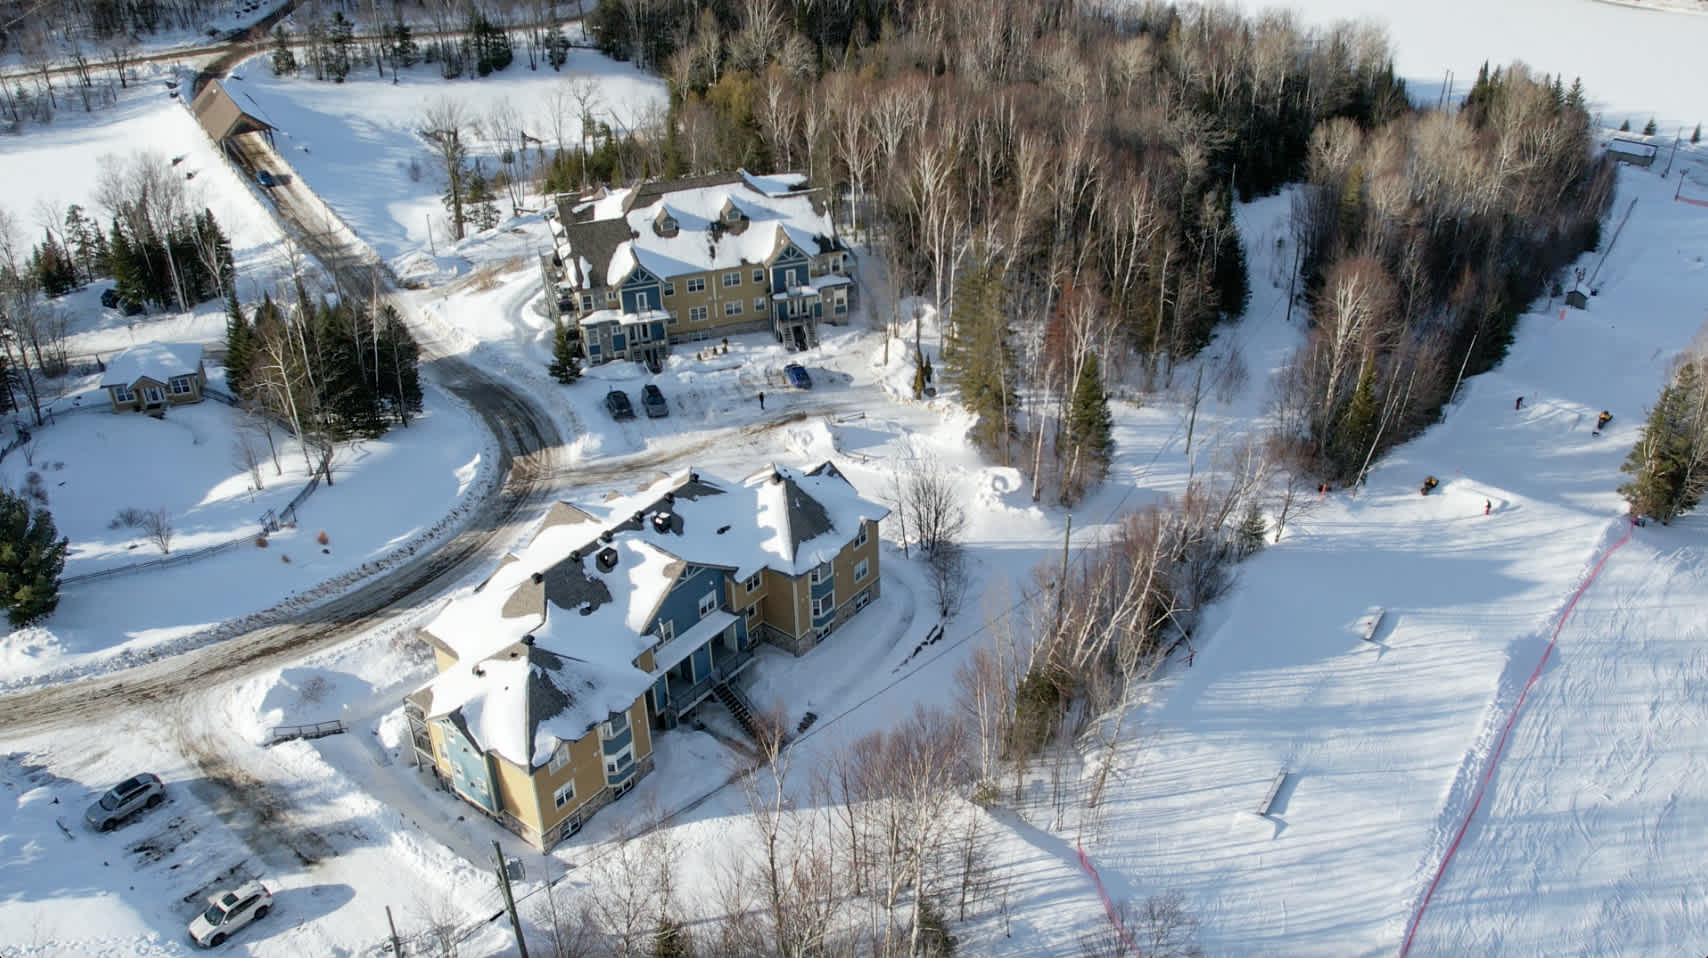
[101,342,207,414]
[189,80,274,159]
[1607,138,1657,168]
[1566,283,1591,310]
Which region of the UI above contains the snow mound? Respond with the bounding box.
[782,420,837,461]
[974,467,1042,518]
[0,628,62,674]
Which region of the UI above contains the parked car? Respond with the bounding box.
[188,881,272,948]
[784,363,812,390]
[604,389,635,420]
[85,773,165,831]
[640,383,668,418]
[254,170,277,188]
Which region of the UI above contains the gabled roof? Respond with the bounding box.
[552,171,841,291]
[190,80,273,142]
[101,342,203,389]
[413,461,888,768]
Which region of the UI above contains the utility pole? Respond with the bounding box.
[494,840,530,958]
[385,905,403,957]
[1663,127,1683,178]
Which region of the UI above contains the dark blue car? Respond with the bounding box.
[255,170,277,188]
[784,363,812,389]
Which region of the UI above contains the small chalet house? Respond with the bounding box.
[405,461,888,849]
[100,342,207,413]
[538,171,854,367]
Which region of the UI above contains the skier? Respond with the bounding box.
[1515,396,1524,411]
[1595,410,1612,433]
[1484,499,1491,516]
[1421,475,1439,495]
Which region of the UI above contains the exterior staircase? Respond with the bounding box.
[711,682,764,745]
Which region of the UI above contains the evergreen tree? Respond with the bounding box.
[1620,362,1708,523]
[271,26,297,76]
[376,304,423,426]
[106,218,148,311]
[1643,117,1658,137]
[1693,123,1702,145]
[1063,353,1115,488]
[545,26,570,70]
[943,262,1017,453]
[547,318,580,383]
[651,915,694,958]
[225,286,253,399]
[326,12,354,81]
[29,230,78,296]
[1619,118,1631,132]
[1333,359,1381,478]
[467,161,501,232]
[314,302,386,439]
[1237,500,1268,556]
[0,488,69,627]
[63,204,107,284]
[390,20,418,69]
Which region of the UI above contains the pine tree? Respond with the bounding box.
[0,489,69,627]
[466,162,501,232]
[547,319,579,383]
[1693,123,1702,145]
[1333,359,1381,479]
[390,20,418,69]
[1619,118,1631,132]
[1643,117,1658,137]
[225,286,253,398]
[1237,500,1268,556]
[943,261,1017,454]
[106,218,147,311]
[376,304,423,426]
[1620,362,1708,523]
[651,915,694,958]
[545,26,570,70]
[271,26,297,76]
[1063,353,1115,489]
[327,12,354,81]
[63,204,106,284]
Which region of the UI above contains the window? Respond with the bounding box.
[744,603,759,620]
[753,268,765,284]
[581,294,594,311]
[854,558,869,582]
[812,592,834,617]
[606,745,634,776]
[142,386,165,405]
[686,277,706,293]
[113,384,134,402]
[656,619,675,643]
[169,375,193,395]
[606,289,618,303]
[603,711,629,738]
[830,257,843,274]
[856,523,869,547]
[667,311,679,326]
[723,301,743,317]
[553,780,576,809]
[699,590,718,617]
[754,296,768,313]
[722,271,741,288]
[809,561,832,585]
[663,282,676,297]
[548,743,571,773]
[634,291,651,310]
[632,323,649,342]
[689,306,708,323]
[744,571,762,592]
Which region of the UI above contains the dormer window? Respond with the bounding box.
[654,210,679,238]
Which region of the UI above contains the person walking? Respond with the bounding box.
[758,390,766,410]
[1515,395,1524,411]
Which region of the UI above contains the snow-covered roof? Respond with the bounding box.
[1607,138,1657,158]
[413,462,887,768]
[554,171,840,292]
[100,342,203,388]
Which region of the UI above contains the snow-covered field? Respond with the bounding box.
[3,2,1708,954]
[227,52,667,266]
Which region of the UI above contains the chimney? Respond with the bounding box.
[596,546,619,572]
[531,572,544,584]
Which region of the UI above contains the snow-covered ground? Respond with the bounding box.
[1247,0,1708,132]
[226,53,667,267]
[4,3,1708,954]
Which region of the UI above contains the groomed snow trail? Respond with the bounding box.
[1400,517,1634,955]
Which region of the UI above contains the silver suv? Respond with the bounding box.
[85,773,165,831]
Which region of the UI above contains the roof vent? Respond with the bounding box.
[472,664,486,677]
[601,529,615,544]
[596,546,619,572]
[569,549,581,562]
[717,524,731,535]
[689,472,700,483]
[580,602,597,616]
[651,512,673,533]
[664,491,676,505]
[521,634,535,646]
[531,571,544,584]
[631,511,644,525]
